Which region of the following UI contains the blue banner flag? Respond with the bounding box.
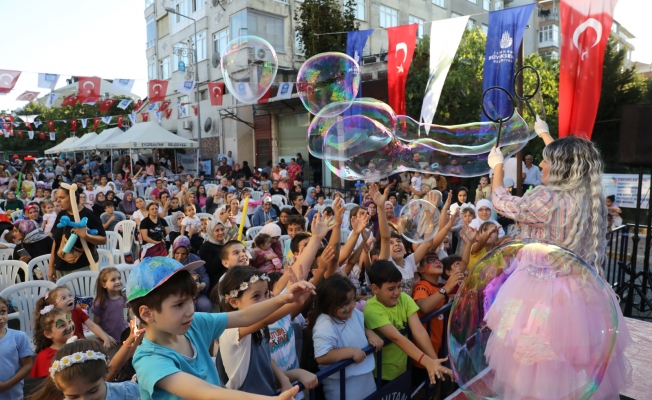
[346,29,373,98]
[481,4,535,121]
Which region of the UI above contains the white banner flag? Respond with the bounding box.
[38,73,59,90]
[178,104,187,117]
[420,16,468,133]
[275,82,294,100]
[50,132,56,141]
[116,99,132,110]
[128,113,136,125]
[28,131,34,139]
[101,116,112,124]
[80,118,87,128]
[45,93,61,108]
[112,79,135,92]
[155,111,163,123]
[178,80,196,95]
[34,121,42,128]
[147,102,159,112]
[4,131,9,138]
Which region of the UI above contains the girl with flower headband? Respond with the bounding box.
[27,337,142,400]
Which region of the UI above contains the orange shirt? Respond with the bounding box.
[412,279,446,367]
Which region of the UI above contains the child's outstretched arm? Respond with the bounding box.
[370,184,391,260]
[338,211,369,265]
[291,212,332,281]
[84,319,117,349]
[107,317,145,381]
[471,225,498,255]
[460,230,477,273]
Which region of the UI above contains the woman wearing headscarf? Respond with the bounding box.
[106,190,121,209]
[92,192,106,218]
[241,161,253,179]
[171,235,211,312]
[305,187,317,206]
[118,190,137,219]
[13,219,53,280]
[168,210,184,245]
[213,205,238,238]
[364,200,380,238]
[19,204,43,226]
[198,220,228,294]
[469,199,505,237]
[5,190,24,212]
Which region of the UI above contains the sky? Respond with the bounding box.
[0,0,650,113]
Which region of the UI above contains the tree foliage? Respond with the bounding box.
[1,96,135,154]
[294,0,359,59]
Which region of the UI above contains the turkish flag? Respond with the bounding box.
[159,101,171,112]
[148,80,169,103]
[71,120,77,131]
[257,87,273,104]
[387,24,418,116]
[99,99,116,112]
[16,91,39,101]
[117,115,124,128]
[47,120,54,132]
[191,104,198,116]
[0,69,21,94]
[61,95,80,107]
[39,132,46,140]
[207,82,225,106]
[142,113,149,122]
[18,131,23,139]
[78,76,101,102]
[165,109,173,119]
[93,118,100,131]
[133,99,143,112]
[559,0,619,139]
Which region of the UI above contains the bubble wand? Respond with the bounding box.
[59,183,99,271]
[237,197,250,244]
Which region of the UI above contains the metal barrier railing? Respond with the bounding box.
[604,224,629,289]
[320,186,360,204]
[286,302,453,399]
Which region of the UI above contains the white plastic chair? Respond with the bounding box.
[205,184,218,195]
[279,235,290,251]
[99,231,124,264]
[0,280,56,344]
[144,187,154,200]
[11,211,22,222]
[27,254,51,281]
[164,215,174,228]
[341,229,352,243]
[114,220,137,257]
[115,192,124,200]
[98,249,115,270]
[115,264,135,284]
[344,203,358,212]
[246,226,263,240]
[272,194,287,205]
[196,213,214,221]
[56,270,100,299]
[250,191,263,201]
[0,248,13,261]
[0,260,29,292]
[272,199,283,209]
[323,199,334,206]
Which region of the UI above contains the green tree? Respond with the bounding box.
[294,0,359,59]
[2,96,135,155]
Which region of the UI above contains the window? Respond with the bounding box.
[173,43,189,71]
[146,15,156,48]
[379,6,398,28]
[230,10,285,52]
[626,50,632,60]
[481,24,488,35]
[213,29,229,56]
[483,0,490,10]
[494,0,503,10]
[171,0,202,26]
[192,30,207,61]
[451,12,462,18]
[160,57,171,79]
[295,30,304,55]
[467,0,477,4]
[179,95,190,117]
[467,19,475,30]
[432,0,445,8]
[200,90,208,101]
[145,0,154,7]
[409,16,424,39]
[148,57,157,80]
[355,0,365,21]
[157,14,169,39]
[538,24,559,45]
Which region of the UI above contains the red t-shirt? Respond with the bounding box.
[31,347,57,378]
[71,308,89,339]
[412,279,446,367]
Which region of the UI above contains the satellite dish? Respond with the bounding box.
[212,51,221,69]
[204,117,212,133]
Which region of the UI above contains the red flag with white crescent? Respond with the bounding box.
[93,118,100,131]
[559,0,619,139]
[207,82,224,106]
[16,91,39,101]
[387,24,418,116]
[133,99,143,112]
[47,120,54,132]
[165,109,173,119]
[159,101,171,111]
[99,99,116,113]
[142,113,149,122]
[191,104,198,116]
[78,76,101,103]
[148,80,169,103]
[71,120,77,131]
[61,95,80,107]
[39,132,46,140]
[117,115,124,128]
[0,69,21,94]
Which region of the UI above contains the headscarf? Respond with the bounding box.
[169,211,184,232]
[364,200,380,238]
[14,219,47,244]
[119,190,137,214]
[172,235,201,264]
[205,220,225,245]
[469,199,504,235]
[305,187,316,206]
[259,223,281,238]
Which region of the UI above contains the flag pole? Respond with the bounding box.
[516,40,524,196]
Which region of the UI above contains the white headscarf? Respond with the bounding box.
[470,199,504,237]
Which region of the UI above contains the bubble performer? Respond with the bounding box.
[481,117,632,399]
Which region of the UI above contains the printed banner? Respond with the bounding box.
[38,73,59,90]
[346,29,373,97]
[275,82,294,100]
[112,78,135,92]
[602,173,650,209]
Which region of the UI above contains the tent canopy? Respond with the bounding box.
[57,133,98,152]
[97,122,197,150]
[44,137,78,155]
[76,128,125,151]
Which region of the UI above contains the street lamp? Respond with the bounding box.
[165,7,202,172]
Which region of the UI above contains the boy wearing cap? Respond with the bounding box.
[128,256,313,399]
[252,196,278,227]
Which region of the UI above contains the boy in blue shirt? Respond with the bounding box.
[127,256,313,399]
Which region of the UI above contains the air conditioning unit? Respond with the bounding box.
[248,46,269,62]
[182,120,193,130]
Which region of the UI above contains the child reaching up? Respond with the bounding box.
[91,267,130,344]
[469,222,500,269]
[127,256,313,399]
[30,304,75,378]
[0,296,33,399]
[312,275,384,400]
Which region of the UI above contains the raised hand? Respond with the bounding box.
[333,197,346,224]
[369,183,389,208]
[311,212,334,240]
[281,281,316,304]
[353,212,370,234]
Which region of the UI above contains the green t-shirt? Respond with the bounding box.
[363,292,420,381]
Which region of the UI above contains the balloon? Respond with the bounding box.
[397,199,440,244]
[448,240,618,400]
[220,36,278,104]
[297,52,360,116]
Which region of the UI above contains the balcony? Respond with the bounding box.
[538,8,559,22]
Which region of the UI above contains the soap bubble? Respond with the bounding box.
[308,98,396,158]
[322,115,392,161]
[397,199,440,244]
[221,36,278,104]
[324,112,534,180]
[448,240,619,400]
[297,52,360,116]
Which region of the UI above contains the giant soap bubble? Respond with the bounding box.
[398,199,440,244]
[297,52,360,117]
[308,98,396,158]
[448,240,618,400]
[221,36,278,104]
